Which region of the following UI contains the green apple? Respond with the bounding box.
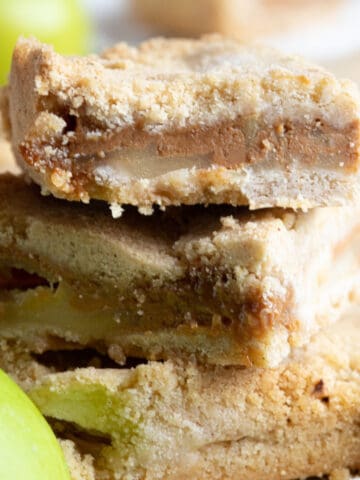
[30,368,141,475]
[0,369,71,479]
[0,0,90,85]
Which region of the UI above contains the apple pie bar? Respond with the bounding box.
[0,174,359,367]
[1,310,359,480]
[8,36,360,214]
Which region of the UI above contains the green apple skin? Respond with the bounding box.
[0,0,90,85]
[0,369,71,479]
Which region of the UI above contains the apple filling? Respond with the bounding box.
[92,146,212,183]
[50,417,112,459]
[0,278,245,365]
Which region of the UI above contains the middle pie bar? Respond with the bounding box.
[0,174,359,367]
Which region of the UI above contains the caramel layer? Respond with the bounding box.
[23,115,359,172]
[20,115,360,207]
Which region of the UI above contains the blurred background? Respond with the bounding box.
[1,0,360,171]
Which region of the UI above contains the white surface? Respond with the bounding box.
[83,0,360,62]
[269,0,360,61]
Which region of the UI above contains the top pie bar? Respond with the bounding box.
[8,36,360,213]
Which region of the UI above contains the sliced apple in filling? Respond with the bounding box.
[27,312,360,480]
[0,175,359,367]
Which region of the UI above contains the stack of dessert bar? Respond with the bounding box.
[0,35,359,479]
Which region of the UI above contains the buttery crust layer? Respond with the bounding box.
[2,311,358,480]
[9,36,360,211]
[0,174,359,367]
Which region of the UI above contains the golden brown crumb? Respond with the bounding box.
[8,36,360,211]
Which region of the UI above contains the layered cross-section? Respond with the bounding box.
[8,36,360,214]
[0,175,359,367]
[1,311,359,480]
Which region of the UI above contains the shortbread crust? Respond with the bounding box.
[1,311,358,480]
[8,36,360,212]
[0,174,359,367]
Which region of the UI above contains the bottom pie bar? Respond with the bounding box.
[1,310,359,480]
[0,175,359,367]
